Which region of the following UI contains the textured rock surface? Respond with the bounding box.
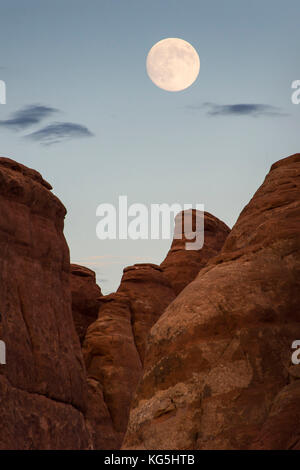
[161,210,230,295]
[123,153,300,450]
[117,264,176,364]
[70,264,102,343]
[2,153,298,451]
[83,265,176,449]
[83,293,142,449]
[250,378,300,450]
[83,219,230,449]
[0,157,91,449]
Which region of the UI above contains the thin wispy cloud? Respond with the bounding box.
[0,104,59,130]
[73,255,153,261]
[72,254,152,267]
[187,102,287,117]
[25,122,94,145]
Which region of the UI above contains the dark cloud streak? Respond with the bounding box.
[0,105,59,130]
[25,122,94,145]
[187,102,287,117]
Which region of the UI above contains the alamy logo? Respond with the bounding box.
[291,340,300,365]
[0,340,6,365]
[291,80,300,104]
[0,80,6,104]
[96,196,204,250]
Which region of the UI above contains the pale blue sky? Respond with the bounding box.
[0,0,299,292]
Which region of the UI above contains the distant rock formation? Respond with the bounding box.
[0,158,91,449]
[83,293,142,449]
[83,221,230,449]
[161,210,230,295]
[117,263,176,363]
[123,154,300,450]
[82,264,175,448]
[70,264,102,343]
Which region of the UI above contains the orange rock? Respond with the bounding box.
[70,264,102,343]
[123,154,300,450]
[250,380,300,450]
[117,264,176,363]
[161,210,230,295]
[84,224,230,449]
[83,293,142,449]
[0,157,91,449]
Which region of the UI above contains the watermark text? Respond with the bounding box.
[291,340,300,365]
[291,80,300,104]
[96,196,204,250]
[0,80,6,104]
[0,340,6,365]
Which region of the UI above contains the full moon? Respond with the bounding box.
[146,38,200,92]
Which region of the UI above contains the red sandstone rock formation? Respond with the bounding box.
[83,218,230,449]
[0,158,91,449]
[161,210,230,295]
[70,264,102,343]
[117,264,176,363]
[250,369,300,450]
[83,293,142,449]
[82,264,175,448]
[0,158,230,450]
[3,153,298,451]
[123,153,300,450]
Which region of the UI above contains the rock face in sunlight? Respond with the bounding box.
[123,154,300,450]
[0,158,91,450]
[70,264,103,344]
[160,209,230,295]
